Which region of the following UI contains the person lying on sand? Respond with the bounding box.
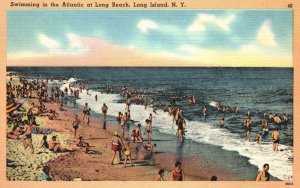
[48,110,59,120]
[49,136,65,152]
[76,136,90,147]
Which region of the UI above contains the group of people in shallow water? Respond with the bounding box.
[214,102,287,153]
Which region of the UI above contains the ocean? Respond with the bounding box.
[7,67,293,180]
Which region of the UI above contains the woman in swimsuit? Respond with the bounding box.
[111,131,123,165]
[170,161,184,181]
[256,163,270,181]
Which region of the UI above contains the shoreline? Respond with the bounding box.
[6,74,285,181]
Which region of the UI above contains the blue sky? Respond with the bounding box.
[7,10,293,67]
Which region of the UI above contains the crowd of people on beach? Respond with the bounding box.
[6,74,291,181]
[6,77,70,155]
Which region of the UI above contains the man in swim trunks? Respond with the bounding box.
[49,136,65,152]
[272,128,279,152]
[145,119,152,142]
[101,103,108,121]
[72,115,80,138]
[20,121,34,154]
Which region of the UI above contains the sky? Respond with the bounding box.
[7,10,293,67]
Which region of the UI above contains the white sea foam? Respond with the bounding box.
[60,79,293,181]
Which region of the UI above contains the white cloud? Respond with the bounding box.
[67,32,83,49]
[38,33,61,50]
[240,44,259,53]
[256,20,277,47]
[187,14,236,33]
[180,44,202,55]
[137,19,159,33]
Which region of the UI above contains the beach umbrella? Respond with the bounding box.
[6,103,22,114]
[6,98,26,114]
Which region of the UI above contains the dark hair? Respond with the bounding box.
[158,169,165,175]
[210,175,218,181]
[263,163,269,169]
[175,161,182,167]
[43,166,50,173]
[52,136,57,140]
[275,127,279,131]
[154,144,157,147]
[43,135,47,140]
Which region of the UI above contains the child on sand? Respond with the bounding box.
[170,161,184,181]
[144,142,157,161]
[39,135,49,149]
[76,136,90,147]
[155,169,165,181]
[123,142,132,167]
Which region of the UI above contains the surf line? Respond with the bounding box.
[10,2,40,8]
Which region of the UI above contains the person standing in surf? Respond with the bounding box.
[202,105,207,122]
[177,116,184,142]
[219,118,225,128]
[82,103,89,124]
[244,117,252,141]
[101,103,108,121]
[272,128,280,152]
[145,119,152,142]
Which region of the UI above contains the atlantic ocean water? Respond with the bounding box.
[8,67,293,180]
